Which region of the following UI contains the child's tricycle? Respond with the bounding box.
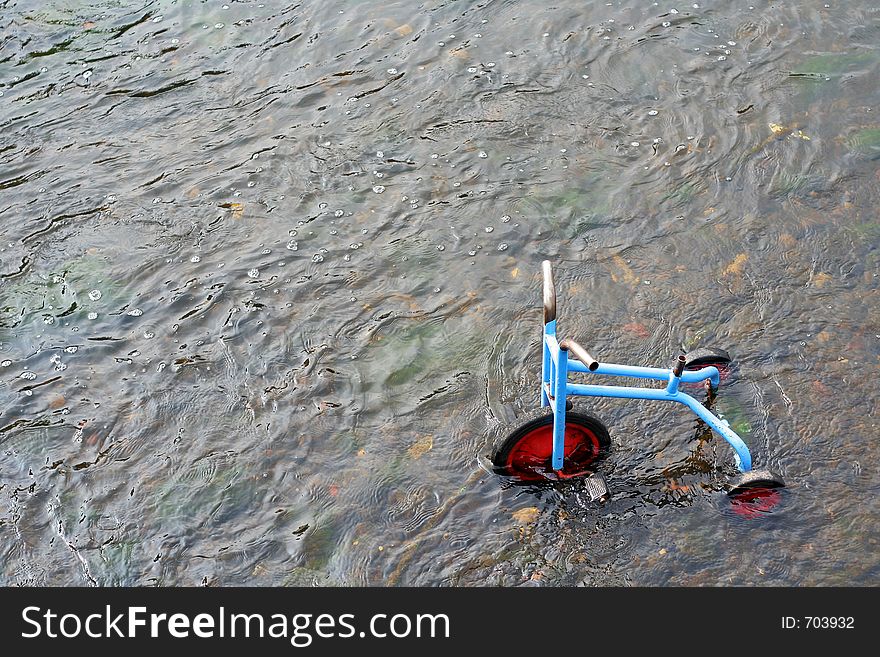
[490,261,785,511]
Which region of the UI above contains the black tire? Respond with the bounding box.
[683,347,732,370]
[683,347,732,388]
[728,468,785,494]
[490,406,611,482]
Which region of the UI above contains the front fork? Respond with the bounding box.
[541,320,569,471]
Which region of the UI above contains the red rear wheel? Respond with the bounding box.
[728,469,785,518]
[683,347,732,385]
[491,407,610,482]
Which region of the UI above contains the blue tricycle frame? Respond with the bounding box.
[494,260,785,498]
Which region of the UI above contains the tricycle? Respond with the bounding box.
[490,261,785,513]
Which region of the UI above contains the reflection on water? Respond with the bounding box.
[1,0,878,586]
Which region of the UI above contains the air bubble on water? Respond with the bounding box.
[107,194,117,203]
[662,21,671,27]
[171,38,179,44]
[83,70,93,79]
[1,360,12,367]
[501,215,511,222]
[670,8,679,13]
[64,346,78,354]
[330,229,338,235]
[717,55,727,61]
[312,254,324,263]
[343,254,352,262]
[349,243,360,250]
[87,312,98,320]
[374,172,384,178]
[152,15,163,22]
[41,67,48,73]
[127,308,143,316]
[286,240,298,251]
[728,40,736,46]
[631,141,640,147]
[485,226,494,233]
[453,181,461,187]
[43,315,55,325]
[247,181,255,187]
[318,202,328,209]
[215,23,224,28]
[468,250,477,256]
[20,371,36,380]
[478,151,488,158]
[248,268,259,278]
[498,243,509,251]
[431,153,439,159]
[376,150,384,157]
[191,255,201,263]
[88,289,102,301]
[467,67,477,73]
[486,62,496,68]
[261,248,271,255]
[437,245,445,251]
[648,109,659,116]
[372,185,385,193]
[387,68,398,74]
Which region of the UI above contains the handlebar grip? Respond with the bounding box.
[542,260,556,324]
[559,338,599,372]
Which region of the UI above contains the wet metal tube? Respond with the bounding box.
[542,260,556,324]
[559,338,599,372]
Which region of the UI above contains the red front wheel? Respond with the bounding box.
[490,407,611,482]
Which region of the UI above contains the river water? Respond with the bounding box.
[1,0,878,586]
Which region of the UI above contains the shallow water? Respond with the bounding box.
[1,0,878,586]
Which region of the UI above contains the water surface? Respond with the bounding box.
[1,0,878,586]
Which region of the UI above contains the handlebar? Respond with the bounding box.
[559,338,599,372]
